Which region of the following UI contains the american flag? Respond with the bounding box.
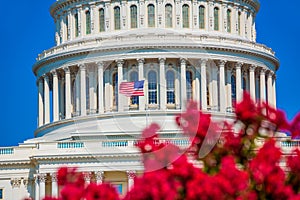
[120,80,145,97]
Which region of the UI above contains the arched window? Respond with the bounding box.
[99,8,105,32]
[166,70,175,104]
[242,77,247,91]
[113,72,118,107]
[186,70,193,100]
[86,10,91,35]
[114,6,121,30]
[182,4,189,28]
[148,71,157,104]
[214,7,219,31]
[130,5,138,28]
[148,4,155,27]
[165,4,173,28]
[75,13,79,37]
[130,71,139,105]
[199,6,205,29]
[238,11,241,35]
[227,9,231,33]
[231,75,236,103]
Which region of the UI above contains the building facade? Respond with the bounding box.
[0,0,291,199]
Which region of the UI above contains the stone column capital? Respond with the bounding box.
[218,60,227,67]
[116,59,124,67]
[79,64,86,71]
[83,172,91,182]
[249,65,256,72]
[95,171,104,181]
[39,173,47,183]
[63,66,71,73]
[235,62,243,69]
[260,67,267,74]
[96,61,104,68]
[11,178,21,188]
[51,173,58,182]
[137,58,145,64]
[200,59,208,66]
[51,70,58,77]
[127,170,137,179]
[158,57,166,64]
[180,58,187,65]
[42,74,49,80]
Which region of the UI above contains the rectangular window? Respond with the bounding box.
[182,5,189,28]
[148,5,155,27]
[0,188,3,199]
[227,10,231,33]
[75,13,79,37]
[114,7,121,30]
[214,7,219,31]
[130,6,138,28]
[199,6,205,29]
[99,9,105,32]
[165,4,173,28]
[86,11,91,35]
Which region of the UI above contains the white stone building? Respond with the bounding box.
[0,0,293,199]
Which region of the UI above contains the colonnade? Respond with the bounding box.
[37,58,276,127]
[33,170,136,199]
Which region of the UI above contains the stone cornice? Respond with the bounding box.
[32,42,279,76]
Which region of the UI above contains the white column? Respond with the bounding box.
[260,68,266,103]
[272,75,277,108]
[34,175,39,200]
[200,59,207,110]
[194,66,200,105]
[64,67,72,119]
[226,66,232,111]
[51,70,59,122]
[159,58,166,110]
[39,174,46,200]
[127,171,136,191]
[97,62,104,114]
[180,58,187,109]
[51,173,58,198]
[80,64,87,116]
[267,71,273,106]
[235,62,242,102]
[38,78,44,127]
[117,60,124,112]
[219,60,226,112]
[249,65,256,101]
[84,172,91,185]
[137,58,145,111]
[96,171,104,184]
[44,75,50,124]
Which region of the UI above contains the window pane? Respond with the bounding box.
[182,5,189,28]
[114,7,121,30]
[227,9,231,33]
[214,7,219,31]
[113,73,118,106]
[86,11,91,35]
[165,4,172,28]
[231,75,236,102]
[75,13,79,37]
[199,6,205,29]
[238,12,241,35]
[99,8,105,32]
[148,71,157,104]
[148,4,155,27]
[130,5,138,28]
[186,71,193,100]
[166,71,175,104]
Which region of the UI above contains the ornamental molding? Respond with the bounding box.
[33,43,279,76]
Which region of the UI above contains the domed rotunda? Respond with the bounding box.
[0,0,282,199]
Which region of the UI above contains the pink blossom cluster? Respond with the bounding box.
[34,92,300,200]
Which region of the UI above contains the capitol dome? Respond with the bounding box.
[0,0,282,199]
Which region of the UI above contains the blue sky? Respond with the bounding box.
[0,1,299,147]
